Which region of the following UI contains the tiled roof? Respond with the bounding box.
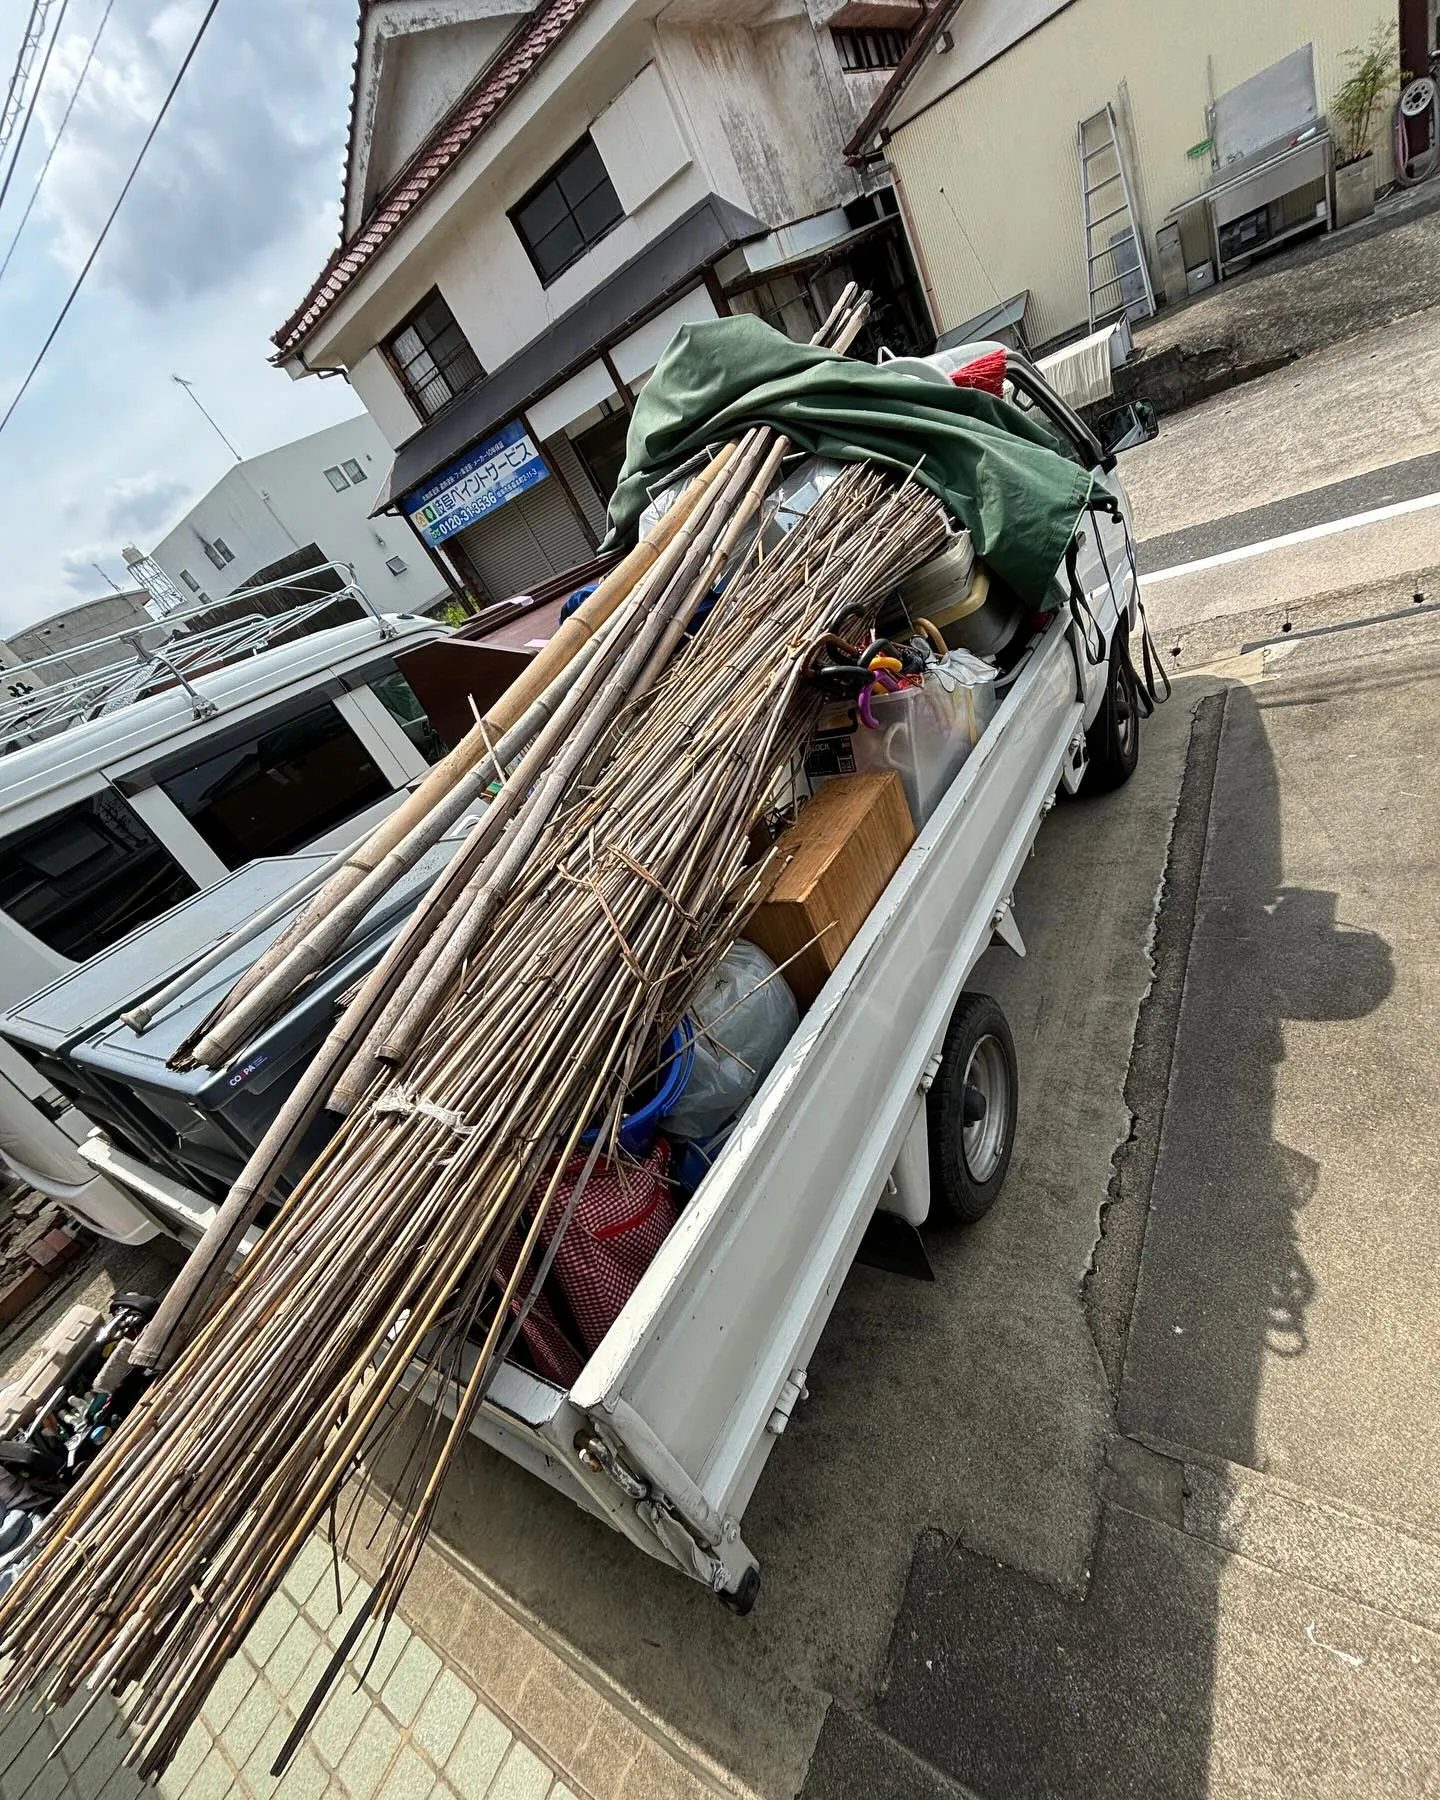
[272,0,594,358]
[337,0,376,240]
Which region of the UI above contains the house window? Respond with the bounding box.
[0,792,197,961]
[385,555,408,576]
[201,538,231,570]
[384,291,485,418]
[324,466,349,491]
[179,569,201,592]
[833,26,911,70]
[342,459,366,484]
[510,135,624,286]
[213,537,234,562]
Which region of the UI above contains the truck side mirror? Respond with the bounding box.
[1094,400,1159,455]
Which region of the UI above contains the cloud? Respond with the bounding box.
[51,476,189,597]
[59,546,124,593]
[0,0,366,635]
[100,470,191,536]
[35,0,356,309]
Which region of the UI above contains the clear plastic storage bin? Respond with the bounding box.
[816,652,997,829]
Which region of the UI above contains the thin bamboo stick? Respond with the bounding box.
[185,579,633,1070]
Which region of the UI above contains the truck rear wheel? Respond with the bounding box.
[1082,620,1140,792]
[926,992,1017,1226]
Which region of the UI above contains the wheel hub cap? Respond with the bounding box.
[960,1034,1009,1182]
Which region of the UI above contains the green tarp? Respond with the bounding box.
[601,316,1095,604]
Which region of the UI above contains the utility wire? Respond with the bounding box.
[0,0,224,441]
[0,0,72,220]
[0,0,115,284]
[938,184,1008,312]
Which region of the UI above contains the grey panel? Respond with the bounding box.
[1,855,329,1055]
[545,430,608,540]
[454,479,594,603]
[1213,45,1318,167]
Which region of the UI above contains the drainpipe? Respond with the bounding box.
[887,157,941,338]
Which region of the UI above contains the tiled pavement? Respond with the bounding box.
[0,1537,731,1800]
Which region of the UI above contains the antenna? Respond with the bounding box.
[171,373,243,461]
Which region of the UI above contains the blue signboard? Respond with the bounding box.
[402,419,548,547]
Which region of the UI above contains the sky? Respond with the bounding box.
[0,0,370,635]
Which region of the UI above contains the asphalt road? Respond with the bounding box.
[1135,447,1440,577]
[799,326,1440,1800]
[1122,304,1440,639]
[818,626,1440,1800]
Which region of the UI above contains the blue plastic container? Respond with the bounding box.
[583,1018,695,1157]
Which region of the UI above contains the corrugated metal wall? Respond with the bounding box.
[544,431,609,541]
[888,0,1398,348]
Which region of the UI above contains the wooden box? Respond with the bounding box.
[746,771,915,1008]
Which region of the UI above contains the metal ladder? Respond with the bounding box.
[1077,102,1155,330]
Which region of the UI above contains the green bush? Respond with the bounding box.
[1333,26,1402,165]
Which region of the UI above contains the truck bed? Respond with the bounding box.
[463,609,1092,1597]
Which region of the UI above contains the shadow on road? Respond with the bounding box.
[848,679,1396,1799]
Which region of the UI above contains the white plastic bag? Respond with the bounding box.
[666,941,799,1141]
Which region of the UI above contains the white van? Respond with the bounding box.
[0,598,452,1241]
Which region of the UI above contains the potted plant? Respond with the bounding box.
[1332,27,1402,226]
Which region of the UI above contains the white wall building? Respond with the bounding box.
[271,0,932,605]
[149,415,451,616]
[848,0,1412,352]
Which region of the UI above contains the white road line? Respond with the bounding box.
[1139,489,1440,585]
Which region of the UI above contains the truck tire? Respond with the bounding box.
[1082,620,1140,792]
[926,992,1018,1226]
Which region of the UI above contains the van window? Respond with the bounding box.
[156,700,392,865]
[0,792,197,960]
[368,671,448,765]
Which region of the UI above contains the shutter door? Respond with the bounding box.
[544,432,608,541]
[451,473,594,602]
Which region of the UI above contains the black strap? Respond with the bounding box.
[1083,496,1171,717]
[1119,519,1171,715]
[1065,535,1106,666]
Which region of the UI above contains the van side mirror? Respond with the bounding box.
[1094,400,1159,454]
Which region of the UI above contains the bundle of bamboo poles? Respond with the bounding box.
[0,322,951,1781]
[129,284,873,1380]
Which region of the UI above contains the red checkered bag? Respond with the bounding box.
[540,1139,675,1355]
[491,1234,585,1388]
[497,1140,676,1385]
[949,348,1007,396]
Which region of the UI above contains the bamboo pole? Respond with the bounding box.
[184,592,629,1069]
[353,425,782,1078]
[192,291,864,1070]
[131,565,657,1373]
[195,441,738,1057]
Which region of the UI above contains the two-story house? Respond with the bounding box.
[272,0,934,606]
